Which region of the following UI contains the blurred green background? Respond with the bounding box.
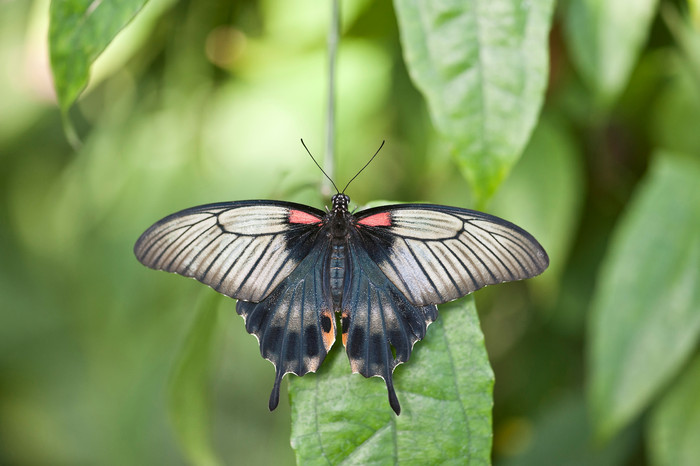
[2,0,700,464]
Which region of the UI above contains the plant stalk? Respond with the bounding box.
[323,0,340,197]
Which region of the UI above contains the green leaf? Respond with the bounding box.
[49,0,149,112]
[651,55,700,157]
[169,292,222,466]
[588,152,700,440]
[565,0,659,105]
[394,0,555,203]
[289,296,494,464]
[651,7,700,157]
[660,3,700,80]
[499,393,637,466]
[648,354,700,466]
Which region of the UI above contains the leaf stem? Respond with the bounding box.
[323,0,341,197]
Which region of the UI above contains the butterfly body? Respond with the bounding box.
[328,242,347,306]
[135,193,548,414]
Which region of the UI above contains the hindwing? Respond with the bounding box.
[236,239,336,411]
[341,232,438,415]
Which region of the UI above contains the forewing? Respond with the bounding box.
[342,235,438,415]
[236,241,335,411]
[134,201,325,302]
[355,204,549,306]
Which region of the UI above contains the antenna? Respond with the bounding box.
[301,139,340,194]
[341,140,385,194]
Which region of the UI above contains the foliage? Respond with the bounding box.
[394,0,555,204]
[290,298,493,465]
[564,0,660,105]
[49,0,150,114]
[1,0,699,464]
[589,152,700,441]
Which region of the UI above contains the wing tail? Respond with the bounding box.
[386,374,401,415]
[269,370,283,411]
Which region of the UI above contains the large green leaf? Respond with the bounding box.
[648,354,700,466]
[394,0,555,203]
[169,292,222,466]
[565,0,659,105]
[49,0,149,112]
[289,297,494,464]
[588,152,700,440]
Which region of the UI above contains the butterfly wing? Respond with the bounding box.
[236,238,336,411]
[135,200,549,415]
[134,201,325,302]
[341,233,438,415]
[354,204,549,306]
[343,204,548,413]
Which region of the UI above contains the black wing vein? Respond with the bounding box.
[402,237,446,303]
[460,227,516,281]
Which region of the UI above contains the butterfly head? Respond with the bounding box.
[331,193,350,213]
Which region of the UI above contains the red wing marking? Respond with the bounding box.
[289,209,322,224]
[357,212,392,227]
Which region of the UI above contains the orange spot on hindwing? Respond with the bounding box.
[320,310,335,351]
[341,312,349,347]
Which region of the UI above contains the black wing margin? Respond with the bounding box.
[355,204,549,306]
[134,201,325,302]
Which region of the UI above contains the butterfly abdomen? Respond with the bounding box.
[329,242,346,307]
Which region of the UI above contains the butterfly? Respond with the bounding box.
[133,143,549,415]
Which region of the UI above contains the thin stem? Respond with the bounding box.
[323,0,340,197]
